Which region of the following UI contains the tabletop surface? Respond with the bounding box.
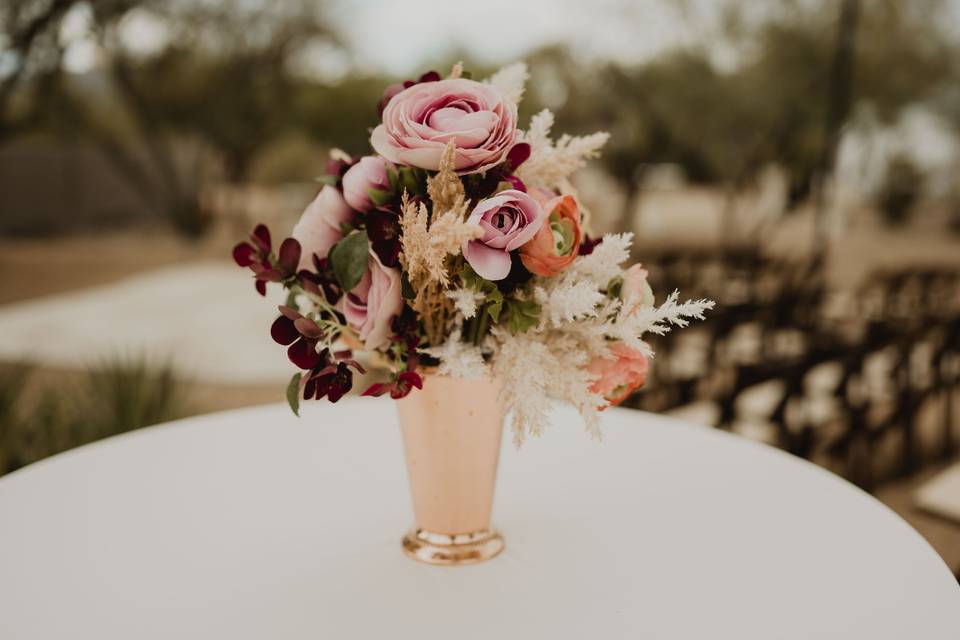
[1,400,958,639]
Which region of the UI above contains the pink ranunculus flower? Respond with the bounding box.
[370,78,519,175]
[463,189,546,281]
[291,186,355,271]
[586,342,650,408]
[340,250,403,350]
[622,264,655,315]
[342,156,391,212]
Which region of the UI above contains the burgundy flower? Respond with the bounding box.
[233,224,301,296]
[505,142,531,173]
[271,306,325,370]
[298,254,343,305]
[366,210,402,268]
[304,360,363,403]
[579,235,603,256]
[360,306,422,399]
[362,371,423,399]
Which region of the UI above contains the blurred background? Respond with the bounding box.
[1,0,959,575]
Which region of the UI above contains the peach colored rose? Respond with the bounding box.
[519,194,582,277]
[586,342,649,408]
[622,264,655,315]
[340,249,403,350]
[370,78,519,175]
[291,186,355,271]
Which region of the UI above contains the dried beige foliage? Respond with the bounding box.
[400,142,482,345]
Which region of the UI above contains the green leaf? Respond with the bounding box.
[461,70,473,79]
[459,263,482,290]
[398,167,426,196]
[315,174,339,186]
[607,276,624,299]
[486,288,504,322]
[505,298,541,334]
[329,231,369,292]
[286,373,302,417]
[386,165,401,192]
[368,187,393,207]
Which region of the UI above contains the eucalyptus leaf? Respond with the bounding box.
[329,231,369,292]
[286,372,302,417]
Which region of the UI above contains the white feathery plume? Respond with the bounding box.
[517,109,610,190]
[569,233,633,285]
[486,62,529,104]
[421,329,488,379]
[445,287,484,320]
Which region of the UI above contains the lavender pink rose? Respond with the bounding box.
[463,189,546,281]
[342,156,392,212]
[341,250,403,350]
[291,186,355,271]
[371,77,519,175]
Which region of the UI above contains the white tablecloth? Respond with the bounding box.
[1,400,957,639]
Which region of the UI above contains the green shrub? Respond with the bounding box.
[0,359,189,476]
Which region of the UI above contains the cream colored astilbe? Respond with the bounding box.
[533,276,606,329]
[446,287,484,320]
[569,232,633,284]
[516,109,610,190]
[486,232,715,444]
[492,327,603,446]
[485,62,528,104]
[448,61,464,79]
[421,328,488,379]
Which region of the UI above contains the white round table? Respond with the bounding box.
[1,401,957,639]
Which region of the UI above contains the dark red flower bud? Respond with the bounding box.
[232,242,256,267]
[362,382,392,397]
[506,142,531,171]
[288,339,321,370]
[366,210,402,268]
[252,224,271,252]
[277,238,302,276]
[270,316,300,345]
[391,371,423,399]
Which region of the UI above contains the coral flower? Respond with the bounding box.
[519,194,582,277]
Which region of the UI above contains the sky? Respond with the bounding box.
[334,0,719,76]
[53,0,724,77]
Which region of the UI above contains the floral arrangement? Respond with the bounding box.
[234,63,713,445]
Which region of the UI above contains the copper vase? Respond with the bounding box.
[395,373,506,565]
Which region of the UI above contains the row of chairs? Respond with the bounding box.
[628,247,960,491]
